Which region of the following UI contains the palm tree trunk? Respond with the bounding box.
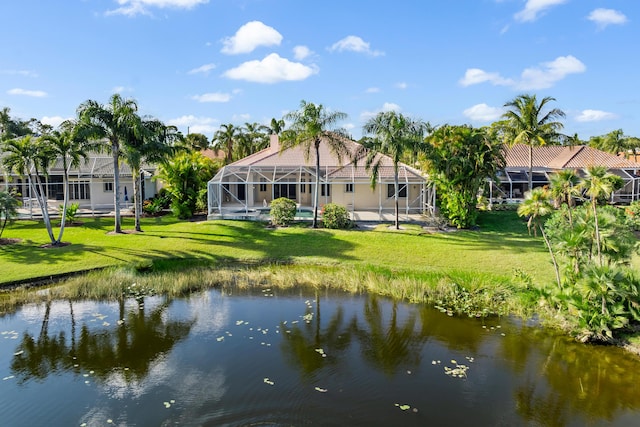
[112,141,122,233]
[393,167,400,230]
[30,172,56,244]
[133,164,142,232]
[528,144,533,192]
[540,226,562,289]
[313,141,320,228]
[56,159,69,244]
[592,200,602,267]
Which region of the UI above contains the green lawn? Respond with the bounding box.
[0,211,557,286]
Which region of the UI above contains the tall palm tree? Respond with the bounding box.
[355,111,427,229]
[580,166,621,266]
[77,94,141,234]
[123,118,180,231]
[269,117,285,136]
[281,100,349,228]
[502,94,565,192]
[2,135,57,244]
[0,189,19,239]
[40,120,90,243]
[517,187,562,289]
[212,123,239,164]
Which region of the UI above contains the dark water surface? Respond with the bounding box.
[1,287,640,426]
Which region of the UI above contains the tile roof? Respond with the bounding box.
[505,144,640,170]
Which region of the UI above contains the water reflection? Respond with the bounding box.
[1,287,640,426]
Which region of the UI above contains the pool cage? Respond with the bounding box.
[207,164,436,221]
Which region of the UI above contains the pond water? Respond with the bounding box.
[1,286,640,426]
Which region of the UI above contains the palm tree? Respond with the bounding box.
[182,132,210,151]
[122,118,180,231]
[238,122,270,158]
[281,100,349,228]
[517,187,562,289]
[40,120,90,244]
[548,169,580,226]
[502,94,565,192]
[212,123,239,164]
[580,166,621,266]
[355,111,427,229]
[77,94,141,234]
[1,135,57,244]
[269,117,285,136]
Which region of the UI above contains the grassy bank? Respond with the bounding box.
[0,211,554,286]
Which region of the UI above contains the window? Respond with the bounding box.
[300,179,306,193]
[345,183,354,193]
[259,178,267,192]
[321,183,331,197]
[387,184,407,198]
[70,183,90,200]
[104,182,113,192]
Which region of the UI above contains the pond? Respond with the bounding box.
[1,286,640,426]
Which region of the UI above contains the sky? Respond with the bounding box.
[1,0,638,141]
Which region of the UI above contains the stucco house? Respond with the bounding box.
[0,153,160,216]
[207,135,435,221]
[488,144,640,203]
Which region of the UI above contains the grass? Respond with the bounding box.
[0,211,556,287]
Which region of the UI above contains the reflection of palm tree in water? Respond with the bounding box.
[11,296,194,384]
[353,295,425,376]
[280,291,353,380]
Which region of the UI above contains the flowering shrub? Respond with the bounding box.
[270,197,297,226]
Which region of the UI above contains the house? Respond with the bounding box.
[488,144,640,203]
[0,153,160,216]
[207,135,435,221]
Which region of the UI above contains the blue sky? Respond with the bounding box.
[1,0,638,140]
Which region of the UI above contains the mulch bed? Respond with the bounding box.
[0,238,21,246]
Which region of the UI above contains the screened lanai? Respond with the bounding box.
[207,135,435,221]
[486,144,640,204]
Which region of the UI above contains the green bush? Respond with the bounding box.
[624,201,640,231]
[58,202,80,223]
[321,203,351,229]
[171,200,193,219]
[270,197,297,226]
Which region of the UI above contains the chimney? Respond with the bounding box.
[270,134,280,152]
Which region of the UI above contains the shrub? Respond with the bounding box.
[270,197,297,226]
[171,200,193,219]
[624,201,640,231]
[321,203,351,229]
[58,202,80,224]
[143,195,169,216]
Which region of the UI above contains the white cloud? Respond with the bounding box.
[395,82,408,90]
[112,86,133,93]
[41,116,69,128]
[460,55,585,90]
[463,103,504,122]
[191,92,231,103]
[575,109,618,122]
[518,55,586,90]
[106,0,208,16]
[0,69,38,77]
[231,113,251,122]
[360,102,401,122]
[168,115,219,134]
[221,21,282,55]
[293,45,313,61]
[188,63,216,75]
[7,88,47,97]
[329,35,384,57]
[365,87,380,94]
[459,68,513,87]
[514,0,568,22]
[222,53,318,84]
[587,8,628,30]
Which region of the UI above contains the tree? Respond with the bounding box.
[182,132,210,151]
[548,169,580,226]
[0,190,19,239]
[423,125,505,228]
[1,135,57,244]
[517,187,562,289]
[580,166,622,266]
[77,94,141,233]
[211,123,239,164]
[281,100,349,228]
[501,94,565,192]
[156,151,219,219]
[588,129,640,158]
[268,117,285,135]
[235,122,269,159]
[355,111,428,229]
[122,118,180,231]
[40,120,90,244]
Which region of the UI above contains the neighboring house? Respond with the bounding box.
[208,135,435,220]
[488,144,640,203]
[0,153,160,215]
